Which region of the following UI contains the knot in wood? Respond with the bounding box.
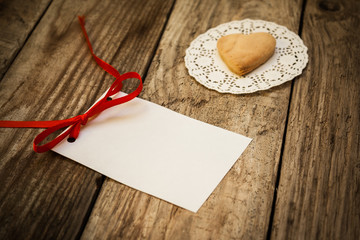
[318,0,341,11]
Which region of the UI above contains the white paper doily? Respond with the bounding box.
[185,19,308,94]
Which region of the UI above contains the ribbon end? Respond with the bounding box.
[78,15,85,24]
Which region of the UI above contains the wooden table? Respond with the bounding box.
[0,0,359,239]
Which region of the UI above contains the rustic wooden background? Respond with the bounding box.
[0,0,359,239]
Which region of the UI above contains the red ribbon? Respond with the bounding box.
[0,16,143,153]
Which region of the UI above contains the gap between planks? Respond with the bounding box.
[0,0,54,82]
[265,0,308,239]
[74,1,178,239]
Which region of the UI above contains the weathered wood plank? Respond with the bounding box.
[0,0,175,239]
[0,0,52,80]
[81,0,304,239]
[271,0,360,239]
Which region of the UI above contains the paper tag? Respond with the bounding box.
[53,93,251,212]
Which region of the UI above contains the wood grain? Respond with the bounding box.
[0,0,174,239]
[0,0,52,80]
[81,0,303,239]
[271,0,360,239]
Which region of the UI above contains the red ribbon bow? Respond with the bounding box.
[0,16,143,153]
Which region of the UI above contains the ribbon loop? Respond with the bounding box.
[0,16,143,153]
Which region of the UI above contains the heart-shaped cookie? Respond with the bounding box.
[217,32,276,76]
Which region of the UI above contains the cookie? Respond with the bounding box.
[217,32,276,76]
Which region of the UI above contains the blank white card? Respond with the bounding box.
[53,93,251,212]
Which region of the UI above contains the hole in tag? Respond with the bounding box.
[106,97,112,101]
[67,137,76,143]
